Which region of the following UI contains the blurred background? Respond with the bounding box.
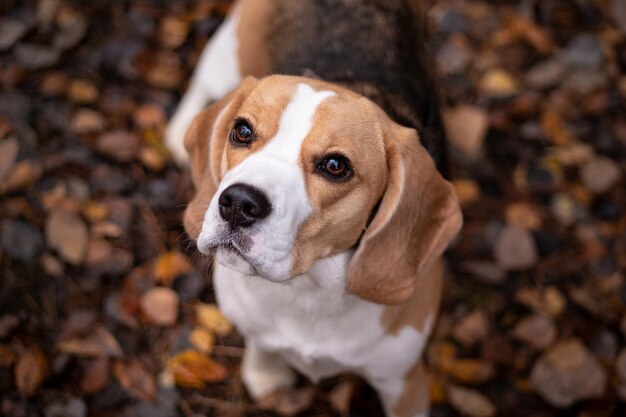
[0,0,625,416]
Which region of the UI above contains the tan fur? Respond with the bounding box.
[346,122,462,305]
[236,0,271,77]
[183,77,259,239]
[393,360,429,417]
[381,258,443,335]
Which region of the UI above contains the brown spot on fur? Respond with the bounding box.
[236,0,271,77]
[381,259,443,335]
[393,360,429,417]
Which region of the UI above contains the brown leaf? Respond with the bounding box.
[530,339,607,407]
[70,109,106,134]
[493,225,538,270]
[113,359,156,403]
[258,387,316,417]
[328,380,356,416]
[140,287,179,326]
[580,156,621,194]
[0,344,16,367]
[0,18,28,51]
[541,110,574,146]
[95,130,141,163]
[45,209,89,265]
[154,251,193,285]
[168,349,227,388]
[57,324,124,358]
[15,345,48,397]
[0,136,19,183]
[447,385,496,417]
[480,68,518,98]
[68,79,98,104]
[452,310,490,348]
[195,303,233,336]
[81,357,110,394]
[512,314,557,350]
[443,105,488,161]
[0,160,43,195]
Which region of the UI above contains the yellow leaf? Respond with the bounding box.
[168,349,227,388]
[189,327,214,354]
[195,303,232,336]
[154,251,193,285]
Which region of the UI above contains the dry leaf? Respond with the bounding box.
[258,387,316,416]
[195,303,233,336]
[189,327,214,354]
[493,225,538,270]
[0,160,43,195]
[15,345,48,397]
[447,385,496,417]
[57,324,124,357]
[113,359,156,403]
[328,380,356,416]
[46,209,89,265]
[443,105,488,161]
[154,251,193,285]
[168,349,227,388]
[140,287,179,326]
[81,357,110,394]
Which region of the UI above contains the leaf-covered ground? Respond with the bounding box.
[1,0,625,416]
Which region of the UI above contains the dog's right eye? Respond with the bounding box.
[231,121,254,146]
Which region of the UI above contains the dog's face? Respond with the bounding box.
[184,75,461,304]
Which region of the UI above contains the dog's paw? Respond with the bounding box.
[241,346,296,400]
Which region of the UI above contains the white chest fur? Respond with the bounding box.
[213,252,433,383]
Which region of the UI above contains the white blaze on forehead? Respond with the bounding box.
[262,83,335,162]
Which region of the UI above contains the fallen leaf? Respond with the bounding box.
[43,398,86,417]
[328,380,356,416]
[452,310,490,348]
[453,179,480,207]
[57,324,124,357]
[443,105,488,161]
[113,359,156,403]
[0,18,28,51]
[0,345,16,367]
[515,286,566,317]
[195,303,233,336]
[154,251,193,285]
[15,345,48,397]
[68,79,98,104]
[493,225,538,270]
[46,209,89,265]
[70,109,106,134]
[159,16,190,49]
[168,349,227,388]
[0,136,19,183]
[95,130,141,163]
[512,314,557,349]
[541,110,575,146]
[530,339,606,407]
[81,357,110,394]
[189,327,214,354]
[14,43,60,70]
[505,202,542,231]
[447,384,496,417]
[480,68,518,98]
[140,287,179,326]
[580,156,621,194]
[258,387,316,417]
[0,160,43,194]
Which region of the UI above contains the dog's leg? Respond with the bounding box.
[368,360,430,417]
[241,343,297,400]
[166,6,242,165]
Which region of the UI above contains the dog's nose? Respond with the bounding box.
[218,184,271,228]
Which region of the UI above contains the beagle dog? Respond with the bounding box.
[166,1,462,416]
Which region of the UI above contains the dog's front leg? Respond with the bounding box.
[368,360,430,417]
[241,342,296,399]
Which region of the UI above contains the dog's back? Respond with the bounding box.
[239,0,447,171]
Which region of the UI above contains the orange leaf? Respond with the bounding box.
[168,349,227,388]
[154,251,193,284]
[195,303,233,336]
[113,359,156,403]
[15,345,48,397]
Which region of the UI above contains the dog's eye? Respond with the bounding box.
[231,121,254,146]
[318,155,351,180]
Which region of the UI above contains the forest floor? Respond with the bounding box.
[1,0,626,416]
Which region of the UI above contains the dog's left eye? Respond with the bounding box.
[318,155,352,180]
[231,121,254,146]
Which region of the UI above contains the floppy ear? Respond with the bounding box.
[183,77,258,238]
[346,123,462,305]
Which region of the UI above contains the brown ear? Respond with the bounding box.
[346,123,462,305]
[183,77,258,238]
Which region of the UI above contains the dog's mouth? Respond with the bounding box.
[200,232,259,276]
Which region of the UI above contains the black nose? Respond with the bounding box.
[218,184,271,228]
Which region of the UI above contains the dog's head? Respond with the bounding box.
[183,75,461,304]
